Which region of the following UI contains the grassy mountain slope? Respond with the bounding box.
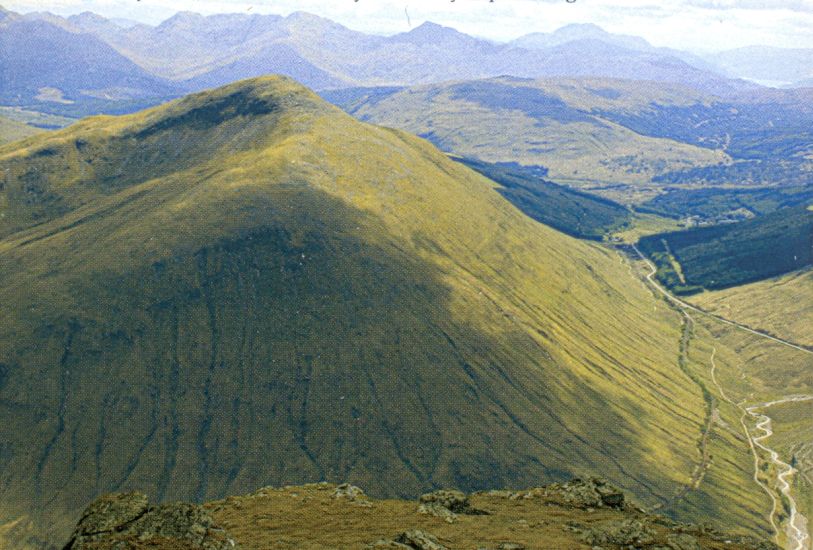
[330,79,813,204]
[688,269,813,347]
[454,157,631,240]
[0,77,758,547]
[638,205,812,294]
[0,115,41,144]
[619,247,813,550]
[334,78,728,198]
[598,87,813,189]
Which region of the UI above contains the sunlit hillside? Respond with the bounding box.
[0,76,766,547]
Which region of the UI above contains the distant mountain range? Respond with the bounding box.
[0,13,178,106]
[7,5,808,116]
[510,23,720,74]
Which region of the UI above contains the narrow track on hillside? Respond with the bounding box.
[624,244,811,549]
[637,266,714,514]
[647,312,715,513]
[628,244,812,355]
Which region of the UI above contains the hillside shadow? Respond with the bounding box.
[0,185,713,546]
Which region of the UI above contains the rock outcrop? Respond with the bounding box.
[62,493,236,550]
[477,477,627,510]
[368,530,449,550]
[62,481,780,550]
[417,489,488,522]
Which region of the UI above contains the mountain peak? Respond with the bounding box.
[157,10,205,28]
[71,10,107,20]
[511,23,653,53]
[393,20,486,46]
[414,20,445,30]
[67,11,112,26]
[154,75,327,123]
[284,10,342,29]
[410,20,456,36]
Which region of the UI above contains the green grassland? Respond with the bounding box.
[0,114,42,145]
[611,213,686,243]
[621,250,813,548]
[0,77,768,548]
[334,79,729,200]
[637,205,813,294]
[0,106,76,130]
[688,269,813,348]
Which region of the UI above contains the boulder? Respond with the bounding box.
[417,503,458,523]
[394,530,448,550]
[417,489,487,518]
[575,518,655,547]
[333,483,367,501]
[418,490,469,513]
[366,541,413,549]
[543,477,626,509]
[68,493,149,539]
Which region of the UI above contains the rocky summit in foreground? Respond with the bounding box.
[63,479,777,550]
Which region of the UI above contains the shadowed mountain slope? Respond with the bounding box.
[452,157,632,240]
[0,77,762,547]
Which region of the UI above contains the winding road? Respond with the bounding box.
[628,244,812,356]
[626,244,812,550]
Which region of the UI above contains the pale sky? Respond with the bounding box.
[4,0,813,51]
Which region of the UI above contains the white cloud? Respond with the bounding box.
[3,0,813,50]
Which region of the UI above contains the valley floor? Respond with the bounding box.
[617,244,813,550]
